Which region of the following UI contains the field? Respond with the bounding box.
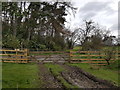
[2,1,119,89]
[2,62,119,88]
[2,46,120,88]
[2,63,40,88]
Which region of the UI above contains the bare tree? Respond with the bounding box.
[65,20,97,49]
[81,26,103,50]
[78,20,95,45]
[104,46,116,65]
[66,29,80,49]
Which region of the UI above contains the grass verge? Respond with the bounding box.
[2,62,40,88]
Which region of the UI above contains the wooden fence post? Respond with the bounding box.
[15,49,17,63]
[25,49,29,63]
[88,51,91,64]
[69,51,71,63]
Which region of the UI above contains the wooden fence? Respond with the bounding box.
[0,49,29,63]
[70,51,120,65]
[0,49,119,65]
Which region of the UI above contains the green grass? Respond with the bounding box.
[45,63,78,88]
[45,63,64,75]
[73,46,120,51]
[69,63,120,86]
[72,46,82,51]
[2,63,40,88]
[106,60,120,71]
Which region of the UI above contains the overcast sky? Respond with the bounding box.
[64,0,119,37]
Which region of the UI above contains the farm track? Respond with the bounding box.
[36,55,118,89]
[60,64,116,88]
[38,63,63,88]
[38,63,118,88]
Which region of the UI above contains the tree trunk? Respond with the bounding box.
[13,14,17,37]
[106,60,110,65]
[27,29,31,41]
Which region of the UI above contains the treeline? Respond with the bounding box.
[2,2,118,51]
[2,2,75,50]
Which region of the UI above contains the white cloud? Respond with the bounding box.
[65,0,119,36]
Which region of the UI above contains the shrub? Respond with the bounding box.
[4,35,20,49]
[53,45,61,51]
[106,60,120,70]
[103,46,117,65]
[39,44,46,50]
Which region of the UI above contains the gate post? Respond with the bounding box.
[25,49,29,63]
[15,49,17,63]
[27,49,29,63]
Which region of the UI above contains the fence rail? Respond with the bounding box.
[0,49,29,63]
[70,51,120,65]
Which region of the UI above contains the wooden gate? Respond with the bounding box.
[29,51,70,63]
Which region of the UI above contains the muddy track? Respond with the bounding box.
[37,62,118,89]
[38,63,63,88]
[38,63,116,89]
[60,64,117,88]
[49,67,72,89]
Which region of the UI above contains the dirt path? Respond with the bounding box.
[36,54,117,88]
[60,64,114,88]
[38,63,63,88]
[37,63,117,88]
